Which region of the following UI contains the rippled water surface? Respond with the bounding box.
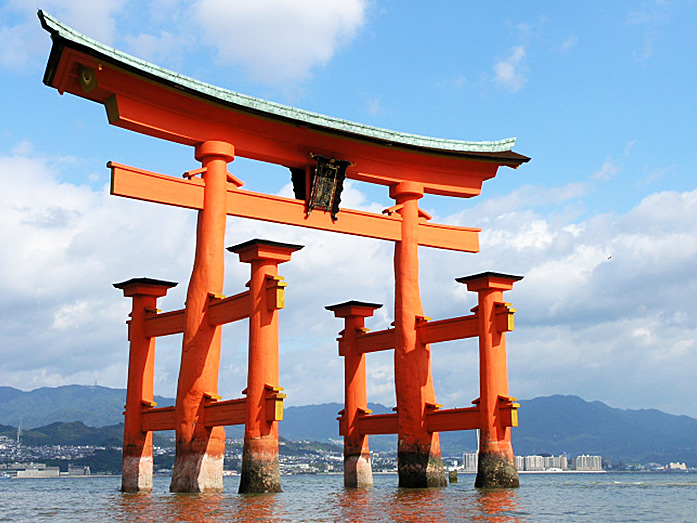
[1,473,696,522]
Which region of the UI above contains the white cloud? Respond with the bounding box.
[123,31,184,68]
[3,143,697,417]
[494,45,527,92]
[193,0,367,83]
[562,34,578,51]
[592,159,620,181]
[40,0,124,44]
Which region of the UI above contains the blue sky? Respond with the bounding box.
[2,1,697,420]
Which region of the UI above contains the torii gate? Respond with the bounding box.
[39,11,529,493]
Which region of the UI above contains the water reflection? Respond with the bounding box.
[387,487,449,522]
[109,477,526,522]
[333,485,377,522]
[472,488,524,522]
[114,491,227,522]
[234,492,286,523]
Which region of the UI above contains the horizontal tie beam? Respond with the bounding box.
[346,307,515,354]
[338,403,518,437]
[203,398,247,428]
[417,315,479,345]
[109,162,481,253]
[144,309,185,338]
[142,290,252,338]
[207,291,252,326]
[141,406,176,432]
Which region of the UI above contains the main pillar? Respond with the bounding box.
[229,239,302,493]
[115,278,177,493]
[171,140,235,493]
[390,181,447,488]
[326,301,382,488]
[457,272,522,488]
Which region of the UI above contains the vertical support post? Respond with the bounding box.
[171,140,235,493]
[457,272,523,488]
[229,239,303,493]
[326,301,383,488]
[114,277,177,493]
[390,181,447,488]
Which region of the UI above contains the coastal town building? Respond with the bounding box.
[574,455,603,471]
[462,453,478,472]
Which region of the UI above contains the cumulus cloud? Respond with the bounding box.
[434,181,697,415]
[494,45,527,92]
[192,0,367,83]
[3,144,697,416]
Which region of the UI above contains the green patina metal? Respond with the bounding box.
[39,10,518,156]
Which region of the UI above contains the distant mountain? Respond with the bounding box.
[3,386,697,466]
[0,385,174,429]
[513,394,697,466]
[0,421,123,447]
[281,402,396,452]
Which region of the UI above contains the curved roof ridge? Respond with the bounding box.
[39,10,517,155]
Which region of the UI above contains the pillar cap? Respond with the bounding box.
[325,300,383,318]
[194,140,235,162]
[456,271,523,291]
[228,238,303,263]
[113,277,178,297]
[389,181,424,200]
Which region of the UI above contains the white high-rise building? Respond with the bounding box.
[524,455,545,471]
[574,455,603,471]
[462,452,478,472]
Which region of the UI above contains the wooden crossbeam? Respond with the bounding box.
[417,315,479,345]
[141,406,176,432]
[203,398,246,427]
[339,404,517,437]
[142,290,252,339]
[208,291,251,326]
[144,309,184,338]
[426,407,480,432]
[351,314,481,354]
[109,162,481,253]
[354,328,396,354]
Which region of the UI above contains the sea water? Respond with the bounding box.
[1,473,696,522]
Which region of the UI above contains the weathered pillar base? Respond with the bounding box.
[170,452,224,493]
[344,452,373,488]
[475,449,519,489]
[121,452,153,493]
[398,449,448,488]
[239,439,281,494]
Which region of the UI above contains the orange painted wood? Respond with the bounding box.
[354,328,397,354]
[143,309,185,338]
[417,315,479,345]
[141,406,176,432]
[207,291,251,326]
[426,407,481,432]
[203,398,247,427]
[109,162,481,253]
[357,413,400,436]
[495,307,515,333]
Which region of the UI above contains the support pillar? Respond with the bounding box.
[326,301,382,488]
[114,277,177,493]
[390,181,447,488]
[229,239,303,493]
[457,272,522,488]
[171,140,235,493]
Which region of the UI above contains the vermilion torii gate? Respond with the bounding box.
[39,11,529,493]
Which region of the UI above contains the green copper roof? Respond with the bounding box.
[39,10,518,155]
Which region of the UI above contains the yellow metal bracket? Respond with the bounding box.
[265,274,287,310]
